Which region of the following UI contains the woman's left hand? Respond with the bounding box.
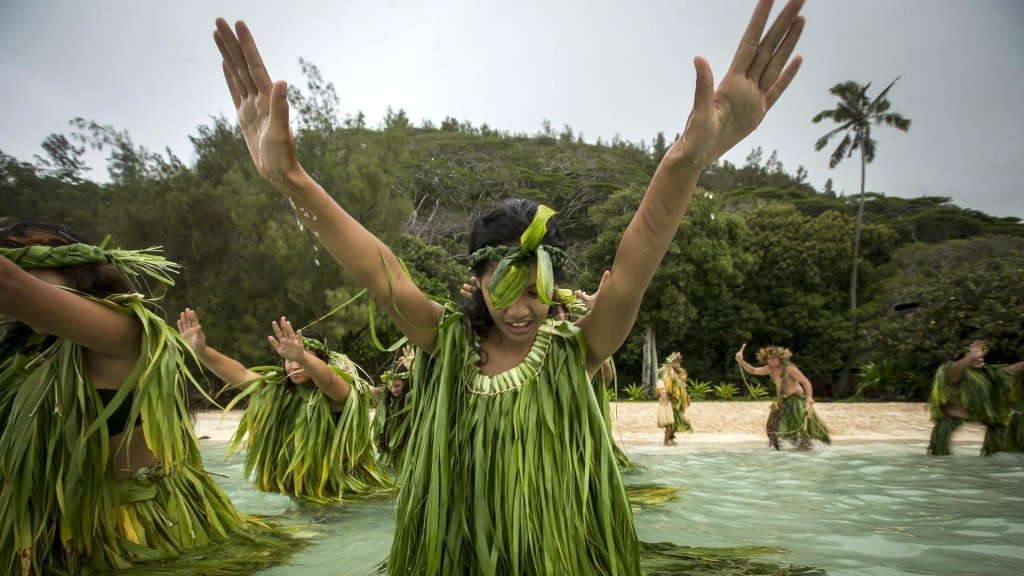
[665,0,805,171]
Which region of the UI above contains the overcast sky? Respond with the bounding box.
[2,0,1022,218]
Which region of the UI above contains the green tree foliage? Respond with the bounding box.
[581,186,751,388]
[860,236,1024,393]
[731,203,867,391]
[4,62,1023,401]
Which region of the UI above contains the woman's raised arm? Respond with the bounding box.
[213,19,442,353]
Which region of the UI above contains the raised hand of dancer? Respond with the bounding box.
[214,19,299,184]
[268,317,305,363]
[666,0,805,171]
[574,270,610,312]
[735,343,747,363]
[177,308,209,354]
[966,340,987,364]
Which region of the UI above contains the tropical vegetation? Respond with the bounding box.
[3,67,1021,403]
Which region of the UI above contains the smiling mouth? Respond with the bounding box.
[506,320,533,333]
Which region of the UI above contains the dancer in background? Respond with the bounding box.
[927,340,1023,455]
[370,346,415,469]
[736,344,830,450]
[657,351,693,446]
[177,309,393,502]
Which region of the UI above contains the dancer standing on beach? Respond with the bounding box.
[212,0,807,571]
[657,352,693,445]
[927,340,1024,455]
[177,308,393,502]
[736,344,831,450]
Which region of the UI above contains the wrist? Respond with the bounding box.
[274,165,313,194]
[657,151,705,181]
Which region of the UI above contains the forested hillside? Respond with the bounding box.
[4,69,1021,401]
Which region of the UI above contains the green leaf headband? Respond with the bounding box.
[0,239,181,289]
[466,205,567,309]
[380,368,411,386]
[302,336,329,356]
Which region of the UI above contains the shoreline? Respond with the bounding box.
[194,401,987,449]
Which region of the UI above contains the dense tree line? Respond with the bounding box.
[3,69,1021,402]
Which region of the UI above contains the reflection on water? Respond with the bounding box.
[201,441,1024,576]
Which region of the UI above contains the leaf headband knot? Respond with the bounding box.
[0,239,181,290]
[381,345,415,384]
[466,205,566,309]
[302,336,330,356]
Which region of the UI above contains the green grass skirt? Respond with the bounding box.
[766,396,830,450]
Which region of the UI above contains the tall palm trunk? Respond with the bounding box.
[840,149,868,394]
[642,325,658,398]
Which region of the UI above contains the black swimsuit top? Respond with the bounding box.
[95,388,140,435]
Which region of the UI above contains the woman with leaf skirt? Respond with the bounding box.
[657,351,694,446]
[0,221,295,575]
[927,340,1024,455]
[736,345,830,450]
[177,309,394,503]
[211,0,808,572]
[370,347,416,470]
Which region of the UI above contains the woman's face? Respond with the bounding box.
[389,377,407,397]
[479,261,552,346]
[284,359,312,385]
[766,356,781,368]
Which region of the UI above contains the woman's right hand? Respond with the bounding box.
[176,308,207,353]
[213,18,301,184]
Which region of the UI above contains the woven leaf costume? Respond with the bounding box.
[0,296,296,574]
[927,362,1011,455]
[227,351,395,503]
[387,312,641,575]
[372,370,415,470]
[658,361,692,434]
[0,243,296,574]
[764,363,830,450]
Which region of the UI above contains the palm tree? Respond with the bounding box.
[813,78,910,393]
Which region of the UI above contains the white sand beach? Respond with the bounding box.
[193,401,986,448]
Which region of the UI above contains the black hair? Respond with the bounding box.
[0,220,132,298]
[461,199,567,336]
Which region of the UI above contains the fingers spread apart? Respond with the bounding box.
[728,0,805,102]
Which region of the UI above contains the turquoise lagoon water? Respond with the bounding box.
[202,440,1024,575]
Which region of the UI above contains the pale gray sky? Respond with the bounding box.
[2,0,1022,218]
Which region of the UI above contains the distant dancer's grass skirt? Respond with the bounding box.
[766,396,830,450]
[927,416,1006,456]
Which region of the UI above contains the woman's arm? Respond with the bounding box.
[268,318,352,404]
[735,347,770,376]
[0,257,140,363]
[578,0,805,376]
[1003,361,1024,379]
[213,19,442,353]
[177,308,260,386]
[946,340,985,385]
